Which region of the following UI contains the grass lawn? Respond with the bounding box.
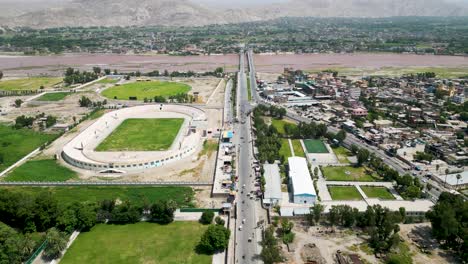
[36,92,71,101]
[271,118,296,135]
[0,124,58,172]
[279,139,292,159]
[0,77,62,91]
[291,139,306,157]
[102,81,191,100]
[361,186,395,200]
[303,139,329,153]
[97,78,118,84]
[333,146,352,163]
[61,222,211,264]
[329,186,363,200]
[321,166,381,182]
[4,159,77,182]
[96,118,184,151]
[0,186,194,207]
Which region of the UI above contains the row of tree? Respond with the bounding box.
[78,96,107,108]
[64,68,98,86]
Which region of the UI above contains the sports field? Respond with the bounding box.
[4,159,77,182]
[321,166,381,182]
[0,186,194,207]
[0,124,58,171]
[60,222,211,264]
[328,186,363,200]
[303,139,329,153]
[0,77,62,91]
[361,186,395,200]
[101,81,191,100]
[95,118,184,151]
[37,92,71,101]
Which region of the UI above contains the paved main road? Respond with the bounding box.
[234,51,263,263]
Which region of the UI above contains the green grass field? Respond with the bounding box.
[102,81,191,100]
[36,92,71,101]
[291,139,306,157]
[0,186,194,207]
[303,139,329,153]
[61,222,211,264]
[4,159,77,182]
[0,77,62,91]
[95,118,184,151]
[0,124,58,172]
[97,78,119,84]
[321,166,381,182]
[333,146,352,163]
[270,118,296,135]
[361,186,395,200]
[247,77,252,101]
[329,186,363,200]
[279,139,292,159]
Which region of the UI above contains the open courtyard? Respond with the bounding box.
[60,222,211,264]
[101,81,191,101]
[95,118,184,152]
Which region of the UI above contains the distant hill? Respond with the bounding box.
[1,0,467,28]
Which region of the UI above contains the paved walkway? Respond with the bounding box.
[288,139,295,157]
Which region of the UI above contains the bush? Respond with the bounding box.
[215,216,225,226]
[199,211,215,225]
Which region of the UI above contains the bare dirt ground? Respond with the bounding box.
[399,223,459,264]
[0,92,101,124]
[283,222,379,264]
[257,72,280,83]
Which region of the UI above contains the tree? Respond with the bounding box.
[445,168,450,187]
[104,69,111,75]
[14,99,23,108]
[78,96,92,107]
[92,67,101,74]
[43,228,67,259]
[357,148,370,166]
[334,130,347,143]
[260,226,283,264]
[200,211,215,225]
[311,203,324,224]
[0,71,3,80]
[150,200,176,224]
[456,174,462,189]
[0,153,3,164]
[111,202,141,223]
[351,144,359,154]
[198,224,230,254]
[45,115,57,128]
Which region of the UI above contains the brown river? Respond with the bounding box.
[0,53,467,76]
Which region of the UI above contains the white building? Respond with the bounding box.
[288,157,317,204]
[263,163,282,207]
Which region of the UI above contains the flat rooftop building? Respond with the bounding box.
[263,163,282,207]
[288,157,317,205]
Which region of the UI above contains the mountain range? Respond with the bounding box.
[1,0,467,28]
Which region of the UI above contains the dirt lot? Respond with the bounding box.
[283,222,379,264]
[0,91,100,125]
[399,223,459,264]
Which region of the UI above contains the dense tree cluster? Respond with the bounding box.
[78,96,107,108]
[0,189,183,263]
[64,68,98,86]
[414,151,434,163]
[260,226,283,264]
[197,224,230,254]
[426,192,468,262]
[14,115,34,129]
[199,211,215,225]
